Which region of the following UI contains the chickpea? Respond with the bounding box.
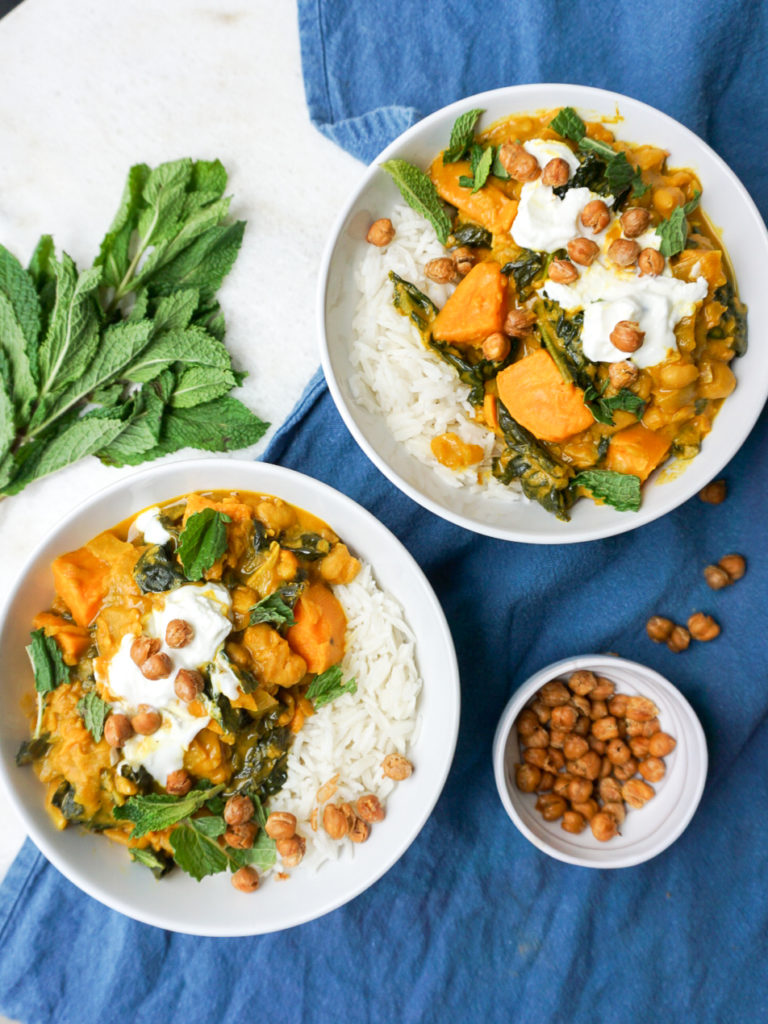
[718,553,746,581]
[141,652,173,680]
[653,185,686,216]
[225,823,258,849]
[563,735,590,760]
[624,696,659,722]
[592,717,619,742]
[610,320,644,353]
[608,694,628,717]
[606,738,632,766]
[608,238,640,267]
[381,753,413,780]
[366,218,395,246]
[688,612,720,642]
[591,811,619,842]
[535,793,567,821]
[530,699,551,725]
[704,564,731,590]
[548,728,568,750]
[573,715,591,738]
[547,748,565,772]
[608,361,639,389]
[629,736,651,759]
[599,777,623,804]
[174,668,204,702]
[588,735,606,755]
[504,308,536,336]
[231,866,260,893]
[638,248,665,276]
[602,801,626,825]
[561,811,587,835]
[497,142,540,182]
[646,615,674,643]
[425,257,457,284]
[572,799,599,821]
[638,756,666,783]
[277,834,307,864]
[104,713,134,748]
[600,756,613,778]
[553,773,573,796]
[591,677,616,700]
[515,763,541,793]
[516,709,540,737]
[548,258,578,284]
[130,634,161,666]
[550,705,578,731]
[356,794,385,823]
[568,670,597,696]
[621,779,655,809]
[165,619,194,648]
[667,624,691,653]
[648,732,677,757]
[523,748,550,769]
[348,817,370,844]
[482,332,511,362]
[524,726,550,749]
[264,811,297,839]
[536,771,555,793]
[452,246,475,276]
[589,700,608,721]
[567,778,593,803]
[130,706,162,736]
[567,237,600,266]
[539,681,571,707]
[620,207,651,238]
[541,157,570,187]
[567,751,602,780]
[165,769,192,796]
[224,795,255,826]
[581,199,611,233]
[570,695,591,718]
[612,758,638,782]
[322,803,349,839]
[699,479,726,504]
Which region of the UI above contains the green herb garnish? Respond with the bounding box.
[549,107,648,200]
[458,143,494,194]
[380,159,452,244]
[113,783,225,839]
[249,591,297,628]
[443,108,485,163]
[77,691,111,743]
[129,847,174,879]
[572,469,642,512]
[177,508,231,580]
[655,191,701,257]
[27,628,70,695]
[306,665,357,709]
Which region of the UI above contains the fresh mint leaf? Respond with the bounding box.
[0,244,41,389]
[549,107,586,142]
[129,846,174,879]
[170,821,229,880]
[97,373,171,467]
[26,629,70,694]
[144,220,245,302]
[572,469,642,512]
[189,815,227,839]
[227,829,276,873]
[177,508,231,580]
[124,324,231,384]
[470,146,493,194]
[578,135,615,160]
[0,376,15,463]
[655,191,701,257]
[191,158,228,195]
[113,783,224,838]
[150,288,200,333]
[96,163,151,290]
[249,592,296,628]
[306,664,357,709]
[380,159,452,245]
[491,146,510,180]
[170,366,236,408]
[443,108,484,163]
[76,691,110,743]
[602,388,646,419]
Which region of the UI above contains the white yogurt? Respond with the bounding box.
[209,649,242,702]
[150,584,233,673]
[128,506,173,546]
[121,703,207,783]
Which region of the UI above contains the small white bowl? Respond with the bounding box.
[0,459,460,935]
[492,654,707,868]
[319,83,768,543]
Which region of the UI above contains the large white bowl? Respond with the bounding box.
[0,459,460,935]
[319,83,768,543]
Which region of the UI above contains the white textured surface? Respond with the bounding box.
[0,0,360,887]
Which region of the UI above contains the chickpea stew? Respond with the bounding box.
[380,106,747,521]
[16,490,416,888]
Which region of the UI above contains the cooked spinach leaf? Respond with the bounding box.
[51,780,86,823]
[452,223,492,249]
[390,271,438,342]
[712,281,748,356]
[248,591,297,628]
[493,402,575,521]
[177,508,231,580]
[229,712,290,802]
[306,664,358,709]
[572,469,642,512]
[549,107,647,203]
[15,734,51,766]
[119,763,154,795]
[552,151,606,199]
[428,337,516,406]
[502,251,545,300]
[280,532,331,561]
[130,846,175,879]
[133,543,185,593]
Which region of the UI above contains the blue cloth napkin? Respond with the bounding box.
[2,370,768,1024]
[3,4,768,1021]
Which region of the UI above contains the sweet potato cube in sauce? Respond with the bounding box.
[432,261,507,346]
[496,348,594,443]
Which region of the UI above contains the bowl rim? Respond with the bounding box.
[0,457,461,934]
[492,653,708,868]
[317,81,768,544]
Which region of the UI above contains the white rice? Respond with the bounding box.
[269,561,422,872]
[350,202,521,501]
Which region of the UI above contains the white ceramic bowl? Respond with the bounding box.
[493,655,707,868]
[319,83,768,543]
[0,459,460,935]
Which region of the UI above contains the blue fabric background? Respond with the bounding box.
[2,3,768,1022]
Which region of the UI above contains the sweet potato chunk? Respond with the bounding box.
[51,547,110,627]
[32,612,91,665]
[430,156,518,235]
[605,423,671,482]
[496,349,594,443]
[286,583,346,675]
[432,261,507,346]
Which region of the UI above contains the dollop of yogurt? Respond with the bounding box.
[128,506,173,546]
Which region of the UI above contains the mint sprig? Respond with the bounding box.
[458,144,494,194]
[177,508,231,580]
[113,783,225,838]
[380,159,452,244]
[26,628,70,695]
[77,691,111,743]
[249,591,297,628]
[306,664,357,709]
[572,469,642,512]
[443,108,485,163]
[655,191,701,257]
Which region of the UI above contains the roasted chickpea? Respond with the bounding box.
[504,308,536,336]
[524,726,550,749]
[553,773,573,797]
[599,777,623,804]
[600,756,613,778]
[165,619,194,648]
[620,207,651,237]
[536,771,556,793]
[648,732,677,757]
[516,709,540,737]
[165,769,192,796]
[570,695,592,717]
[523,748,550,769]
[498,142,540,182]
[563,734,590,760]
[573,715,591,738]
[224,795,255,826]
[704,564,731,590]
[366,218,395,246]
[606,738,632,766]
[567,237,600,266]
[539,681,571,707]
[530,699,551,725]
[348,817,370,844]
[561,811,587,835]
[608,238,640,267]
[541,157,570,187]
[567,778,593,803]
[277,834,307,864]
[638,248,665,276]
[548,728,568,750]
[638,756,666,783]
[567,751,602,780]
[610,320,644,353]
[621,778,655,809]
[646,615,674,643]
[699,479,727,504]
[667,625,691,653]
[608,695,628,717]
[231,866,260,893]
[141,652,173,680]
[425,257,457,284]
[592,716,619,741]
[515,763,541,793]
[130,634,161,667]
[482,332,511,362]
[572,799,599,821]
[629,736,651,759]
[550,705,578,731]
[612,758,638,782]
[548,258,578,284]
[381,753,413,780]
[225,822,258,849]
[356,793,385,823]
[265,811,297,839]
[591,811,619,842]
[322,803,349,839]
[718,553,746,581]
[588,735,606,755]
[608,361,639,389]
[591,677,616,700]
[174,668,204,702]
[688,612,720,641]
[581,199,611,233]
[535,793,567,821]
[602,801,626,825]
[130,707,162,736]
[624,696,659,722]
[452,246,475,276]
[568,670,597,696]
[104,713,133,748]
[589,700,608,721]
